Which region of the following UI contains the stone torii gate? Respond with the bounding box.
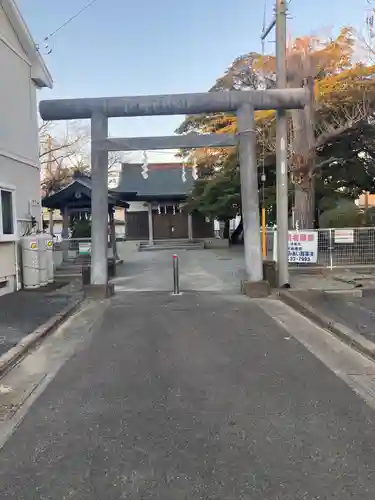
[39,88,307,297]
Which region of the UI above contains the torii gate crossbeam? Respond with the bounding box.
[39,89,306,120]
[39,89,307,298]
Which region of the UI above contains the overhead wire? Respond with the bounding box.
[37,0,101,54]
[36,0,206,182]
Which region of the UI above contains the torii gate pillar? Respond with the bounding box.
[91,111,109,292]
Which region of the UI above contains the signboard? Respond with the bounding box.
[273,230,318,263]
[78,242,91,255]
[288,231,318,263]
[334,229,354,244]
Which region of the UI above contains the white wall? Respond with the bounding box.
[0,2,41,227]
[0,242,16,296]
[0,4,23,53]
[0,4,39,165]
[0,155,41,293]
[0,5,42,293]
[0,155,41,228]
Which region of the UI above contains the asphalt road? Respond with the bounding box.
[1,290,375,499]
[0,289,75,357]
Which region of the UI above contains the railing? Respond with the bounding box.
[265,227,375,269]
[54,228,375,269]
[54,237,116,262]
[53,238,92,254]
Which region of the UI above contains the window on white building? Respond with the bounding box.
[0,186,17,240]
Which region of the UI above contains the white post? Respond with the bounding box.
[148,203,154,245]
[62,207,70,261]
[188,213,193,241]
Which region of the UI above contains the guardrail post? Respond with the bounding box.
[328,228,333,270]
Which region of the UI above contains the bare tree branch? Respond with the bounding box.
[315,99,370,148]
[40,120,90,196]
[39,120,89,164]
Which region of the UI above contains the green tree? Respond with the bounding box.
[177,29,375,229]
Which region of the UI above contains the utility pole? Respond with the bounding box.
[275,0,289,287]
[261,0,289,287]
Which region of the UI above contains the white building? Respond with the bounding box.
[0,0,52,295]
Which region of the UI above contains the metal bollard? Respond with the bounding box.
[172,254,180,295]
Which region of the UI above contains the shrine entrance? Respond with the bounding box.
[39,88,307,297]
[153,208,188,240]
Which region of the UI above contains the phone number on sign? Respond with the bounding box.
[288,250,315,262]
[289,255,314,263]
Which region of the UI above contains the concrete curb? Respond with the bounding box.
[278,290,375,361]
[0,299,82,377]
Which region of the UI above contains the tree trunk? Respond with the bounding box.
[294,175,315,229]
[290,77,316,229]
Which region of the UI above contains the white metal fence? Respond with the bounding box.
[53,237,92,253]
[265,227,375,269]
[54,237,116,260]
[54,229,375,269]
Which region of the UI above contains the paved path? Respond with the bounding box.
[1,251,375,498]
[113,248,246,293]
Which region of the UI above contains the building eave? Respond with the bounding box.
[1,0,53,89]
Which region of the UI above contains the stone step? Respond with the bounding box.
[154,239,198,244]
[139,242,204,252]
[55,269,81,276]
[139,239,202,247]
[55,273,81,279]
[55,266,82,273]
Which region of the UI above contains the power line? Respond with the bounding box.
[37,0,101,54]
[45,0,99,40]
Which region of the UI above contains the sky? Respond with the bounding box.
[18,0,370,161]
